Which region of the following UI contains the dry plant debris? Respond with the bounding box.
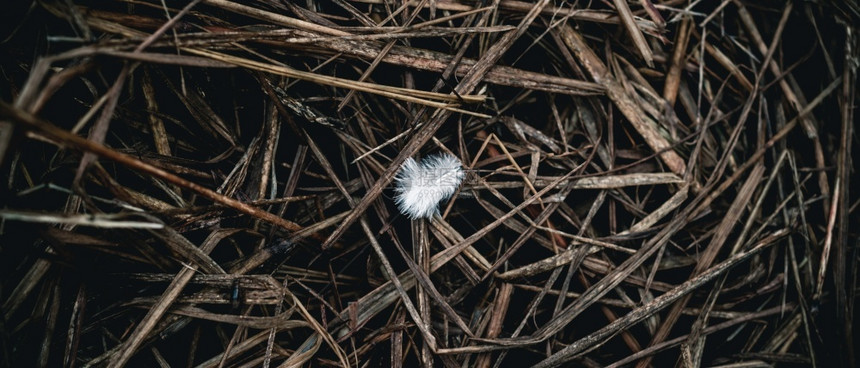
[0,0,857,367]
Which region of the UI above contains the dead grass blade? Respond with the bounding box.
[1,1,852,366]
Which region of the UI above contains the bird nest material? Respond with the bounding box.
[0,1,857,367]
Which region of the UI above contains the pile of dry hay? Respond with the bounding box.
[0,1,857,367]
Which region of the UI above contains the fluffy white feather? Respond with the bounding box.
[394,153,465,219]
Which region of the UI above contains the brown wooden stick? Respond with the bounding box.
[663,17,691,105]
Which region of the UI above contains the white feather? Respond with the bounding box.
[394,153,465,219]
